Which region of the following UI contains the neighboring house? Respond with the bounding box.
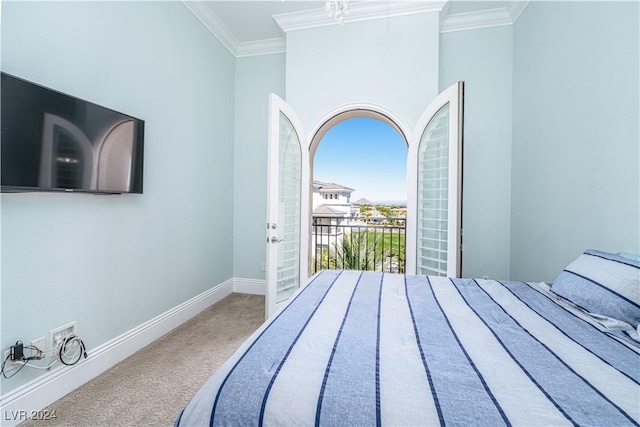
[311,184,407,273]
[312,181,356,255]
[312,180,354,216]
[310,181,405,256]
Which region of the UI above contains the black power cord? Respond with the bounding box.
[57,334,87,366]
[1,351,28,379]
[1,335,88,379]
[2,341,29,379]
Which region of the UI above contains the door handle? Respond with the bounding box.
[271,237,284,243]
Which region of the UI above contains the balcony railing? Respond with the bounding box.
[311,216,406,274]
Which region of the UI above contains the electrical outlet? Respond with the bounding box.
[31,337,46,358]
[50,322,76,348]
[261,263,266,272]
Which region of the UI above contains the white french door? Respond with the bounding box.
[265,83,462,318]
[406,82,464,277]
[266,94,310,319]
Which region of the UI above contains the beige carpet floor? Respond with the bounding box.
[20,293,265,427]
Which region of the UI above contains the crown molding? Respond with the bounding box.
[236,38,286,58]
[274,1,446,33]
[507,1,530,23]
[183,1,530,57]
[181,1,239,55]
[441,1,530,33]
[440,7,512,33]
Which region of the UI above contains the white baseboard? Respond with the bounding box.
[232,277,265,295]
[0,278,234,427]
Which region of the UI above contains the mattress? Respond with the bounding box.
[176,270,640,426]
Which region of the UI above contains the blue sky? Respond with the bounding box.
[313,117,407,203]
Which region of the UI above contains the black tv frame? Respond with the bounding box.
[1,72,145,195]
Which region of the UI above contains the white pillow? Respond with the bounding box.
[618,252,640,262]
[551,249,640,328]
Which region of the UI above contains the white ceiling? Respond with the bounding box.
[183,1,528,56]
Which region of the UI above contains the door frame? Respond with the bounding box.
[306,103,412,273]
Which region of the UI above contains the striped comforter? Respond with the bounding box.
[176,270,640,427]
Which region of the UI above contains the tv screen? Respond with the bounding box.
[1,73,144,194]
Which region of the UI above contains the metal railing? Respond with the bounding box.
[311,216,406,274]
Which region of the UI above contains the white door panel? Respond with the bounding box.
[406,82,463,277]
[266,94,310,319]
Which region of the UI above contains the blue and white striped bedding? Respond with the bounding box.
[176,270,640,427]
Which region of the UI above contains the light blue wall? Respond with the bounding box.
[4,0,637,396]
[511,1,640,282]
[439,26,513,280]
[286,12,440,132]
[1,1,235,392]
[233,54,286,279]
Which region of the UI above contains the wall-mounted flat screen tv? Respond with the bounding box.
[1,72,144,194]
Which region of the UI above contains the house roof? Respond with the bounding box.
[313,180,355,193]
[313,204,347,217]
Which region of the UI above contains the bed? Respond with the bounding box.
[176,250,640,426]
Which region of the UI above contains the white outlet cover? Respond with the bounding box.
[31,337,46,357]
[50,322,76,347]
